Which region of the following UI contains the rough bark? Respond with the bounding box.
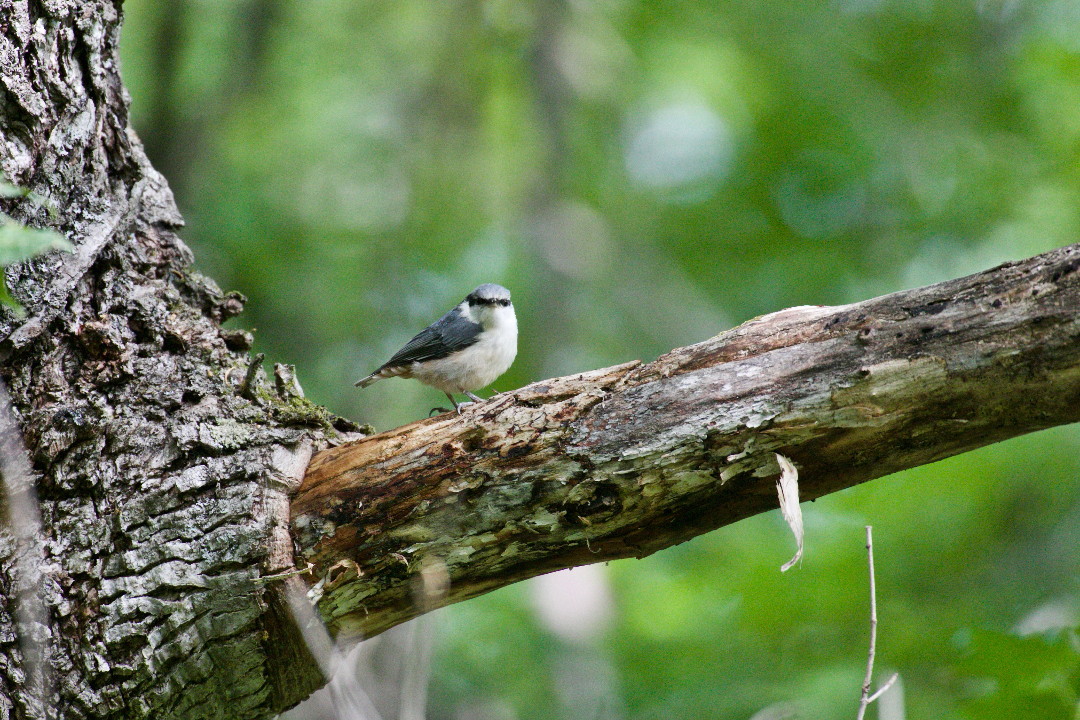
[0,2,339,718]
[293,243,1080,640]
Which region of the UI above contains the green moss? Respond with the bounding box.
[267,391,363,436]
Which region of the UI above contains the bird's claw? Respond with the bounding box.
[429,401,476,416]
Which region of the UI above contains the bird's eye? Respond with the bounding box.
[467,296,509,307]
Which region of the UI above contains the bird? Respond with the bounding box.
[355,283,518,414]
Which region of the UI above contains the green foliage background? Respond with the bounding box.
[119,1,1080,718]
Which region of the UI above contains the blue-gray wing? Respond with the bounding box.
[381,308,481,368]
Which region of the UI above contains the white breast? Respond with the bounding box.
[411,304,517,394]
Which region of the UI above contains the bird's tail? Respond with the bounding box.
[356,365,407,388]
[354,372,380,388]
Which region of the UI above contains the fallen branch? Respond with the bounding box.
[291,243,1080,640]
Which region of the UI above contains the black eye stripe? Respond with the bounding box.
[467,297,512,307]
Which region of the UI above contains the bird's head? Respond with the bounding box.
[464,283,515,329]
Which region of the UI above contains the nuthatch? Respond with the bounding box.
[355,283,517,414]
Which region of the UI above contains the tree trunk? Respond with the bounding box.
[1,4,1079,720]
[0,3,331,718]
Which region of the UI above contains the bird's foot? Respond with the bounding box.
[454,401,476,415]
[464,391,484,403]
[428,406,451,417]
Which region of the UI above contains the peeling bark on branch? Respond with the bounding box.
[293,243,1080,640]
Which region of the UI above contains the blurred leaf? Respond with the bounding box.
[0,221,73,266]
[0,219,73,315]
[0,180,57,216]
[0,278,22,317]
[0,180,27,198]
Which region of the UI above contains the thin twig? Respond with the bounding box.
[239,352,265,400]
[254,561,314,584]
[856,525,878,720]
[866,672,899,704]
